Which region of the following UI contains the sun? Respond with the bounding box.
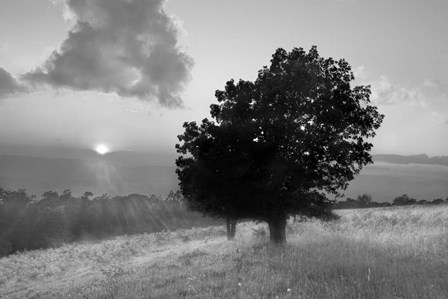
[95,144,110,155]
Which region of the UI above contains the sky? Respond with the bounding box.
[0,0,447,160]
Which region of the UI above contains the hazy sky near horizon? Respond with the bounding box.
[0,0,447,158]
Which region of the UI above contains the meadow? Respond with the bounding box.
[1,204,447,298]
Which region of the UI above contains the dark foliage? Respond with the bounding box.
[392,194,417,206]
[176,46,384,244]
[0,188,218,258]
[333,196,391,209]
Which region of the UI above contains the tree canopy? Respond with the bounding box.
[176,46,384,244]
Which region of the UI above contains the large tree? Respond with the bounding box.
[176,46,384,244]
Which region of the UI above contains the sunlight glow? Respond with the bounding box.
[95,144,110,155]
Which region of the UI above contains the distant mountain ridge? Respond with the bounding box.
[0,143,176,166]
[1,145,447,202]
[0,154,178,198]
[373,154,448,166]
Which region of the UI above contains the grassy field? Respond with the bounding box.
[1,204,447,298]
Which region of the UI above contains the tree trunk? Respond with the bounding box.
[226,218,237,241]
[267,215,287,245]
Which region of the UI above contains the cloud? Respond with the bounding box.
[0,68,26,98]
[423,79,437,88]
[18,0,193,107]
[352,65,367,81]
[423,79,448,95]
[430,111,447,125]
[370,75,423,106]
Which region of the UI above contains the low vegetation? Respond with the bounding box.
[0,188,219,257]
[2,187,446,257]
[1,204,447,298]
[333,193,448,209]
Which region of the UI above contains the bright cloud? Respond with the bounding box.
[370,75,423,106]
[2,0,193,107]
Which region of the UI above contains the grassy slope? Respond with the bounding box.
[1,205,448,298]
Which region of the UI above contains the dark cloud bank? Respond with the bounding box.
[0,0,193,107]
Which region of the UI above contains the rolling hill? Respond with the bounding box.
[1,205,447,298]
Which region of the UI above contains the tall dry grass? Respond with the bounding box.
[1,204,447,298]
